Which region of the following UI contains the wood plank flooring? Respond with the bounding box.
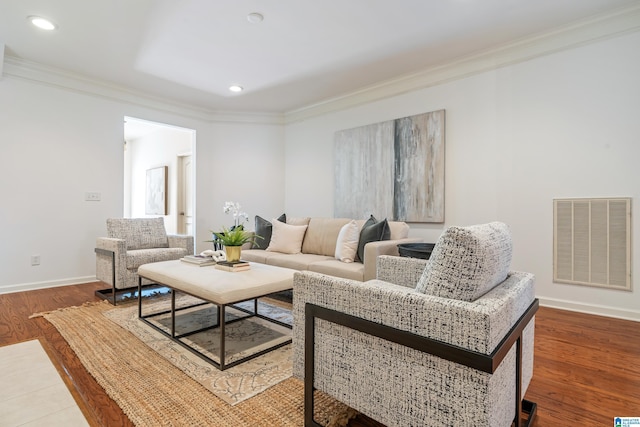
[1,282,638,426]
[0,283,129,427]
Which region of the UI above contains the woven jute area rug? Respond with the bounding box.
[35,299,357,427]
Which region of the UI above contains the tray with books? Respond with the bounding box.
[181,255,216,267]
[214,260,250,272]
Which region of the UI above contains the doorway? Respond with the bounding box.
[123,117,196,236]
[177,154,193,235]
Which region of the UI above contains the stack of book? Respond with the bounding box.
[181,255,216,267]
[214,260,250,272]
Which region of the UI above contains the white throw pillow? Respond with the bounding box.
[266,219,308,254]
[335,220,359,263]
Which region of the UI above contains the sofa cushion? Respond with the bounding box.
[287,217,311,226]
[126,247,188,270]
[253,214,286,250]
[308,259,364,281]
[357,216,390,262]
[416,222,513,302]
[267,220,308,254]
[265,253,334,270]
[301,218,351,256]
[240,248,287,264]
[107,217,169,250]
[334,220,359,263]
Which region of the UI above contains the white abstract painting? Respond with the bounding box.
[334,110,445,223]
[145,166,167,215]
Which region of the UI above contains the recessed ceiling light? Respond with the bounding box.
[28,16,57,31]
[247,13,263,24]
[229,85,244,93]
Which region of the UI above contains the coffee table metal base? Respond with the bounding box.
[137,276,292,371]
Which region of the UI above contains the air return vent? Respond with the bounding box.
[553,198,631,291]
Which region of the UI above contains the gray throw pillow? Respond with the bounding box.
[356,215,390,262]
[253,214,286,249]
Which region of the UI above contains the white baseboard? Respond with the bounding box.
[0,276,99,294]
[539,296,640,322]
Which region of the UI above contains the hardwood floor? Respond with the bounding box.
[1,282,638,426]
[0,283,130,427]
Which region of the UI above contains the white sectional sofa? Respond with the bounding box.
[241,216,421,281]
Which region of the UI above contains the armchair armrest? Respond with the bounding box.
[167,234,194,255]
[293,270,535,362]
[376,254,428,288]
[293,270,537,427]
[95,237,127,289]
[362,238,422,280]
[95,237,126,254]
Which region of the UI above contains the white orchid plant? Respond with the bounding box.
[207,201,260,249]
[223,201,249,229]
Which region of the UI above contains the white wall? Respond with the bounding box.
[0,76,286,293]
[127,126,192,234]
[284,31,640,320]
[194,121,286,254]
[2,19,638,321]
[0,78,123,291]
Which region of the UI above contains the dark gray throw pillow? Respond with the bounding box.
[254,214,286,249]
[356,216,390,262]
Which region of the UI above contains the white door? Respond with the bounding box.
[177,155,193,235]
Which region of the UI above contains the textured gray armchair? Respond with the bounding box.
[95,217,193,304]
[293,222,538,427]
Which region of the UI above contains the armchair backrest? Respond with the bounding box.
[106,218,169,250]
[416,221,512,301]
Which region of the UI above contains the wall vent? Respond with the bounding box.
[553,198,631,291]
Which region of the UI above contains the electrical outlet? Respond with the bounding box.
[31,255,40,266]
[85,192,101,201]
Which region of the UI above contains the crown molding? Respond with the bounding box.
[284,4,640,124]
[3,4,639,126]
[2,56,284,125]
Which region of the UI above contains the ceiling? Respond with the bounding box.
[1,0,639,114]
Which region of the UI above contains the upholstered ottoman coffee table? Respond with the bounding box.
[137,260,296,370]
